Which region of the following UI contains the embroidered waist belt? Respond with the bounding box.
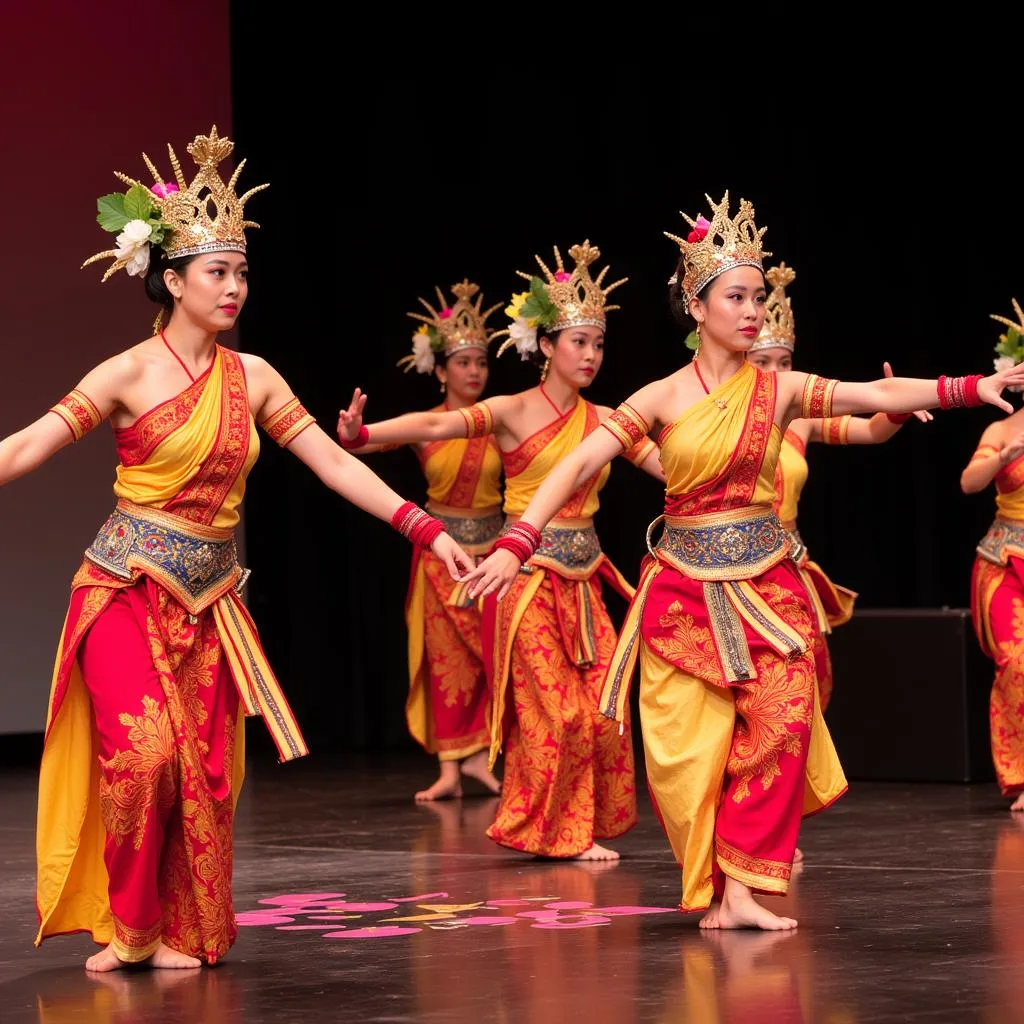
[511,519,603,580]
[85,500,245,614]
[649,506,790,582]
[433,509,504,552]
[977,517,1024,566]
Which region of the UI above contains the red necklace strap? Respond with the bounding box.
[693,359,711,396]
[161,330,197,383]
[539,382,572,418]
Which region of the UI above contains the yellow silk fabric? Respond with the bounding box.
[422,437,502,509]
[775,432,808,526]
[660,363,780,506]
[997,480,1024,521]
[114,348,259,530]
[503,398,610,517]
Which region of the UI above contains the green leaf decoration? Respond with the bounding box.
[996,326,1024,362]
[427,325,444,352]
[519,276,559,327]
[96,193,129,233]
[684,330,700,351]
[123,184,154,221]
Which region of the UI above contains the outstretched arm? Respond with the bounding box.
[247,358,474,579]
[336,387,518,450]
[0,352,138,487]
[464,382,667,599]
[596,405,665,482]
[780,362,1024,425]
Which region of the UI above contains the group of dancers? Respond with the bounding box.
[10,128,1024,971]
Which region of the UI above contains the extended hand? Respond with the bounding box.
[882,362,933,422]
[336,388,368,444]
[431,533,475,582]
[981,364,1024,414]
[463,549,523,601]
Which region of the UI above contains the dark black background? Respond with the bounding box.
[229,24,1022,754]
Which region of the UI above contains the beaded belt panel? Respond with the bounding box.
[434,510,504,552]
[977,518,1024,566]
[85,501,242,613]
[516,523,603,579]
[651,508,789,582]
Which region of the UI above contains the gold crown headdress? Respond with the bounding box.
[665,191,770,305]
[496,241,626,359]
[992,298,1024,374]
[399,280,500,375]
[83,126,268,282]
[749,263,796,353]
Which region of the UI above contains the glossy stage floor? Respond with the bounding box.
[2,754,1021,1023]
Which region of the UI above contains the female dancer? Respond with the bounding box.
[361,280,503,801]
[747,262,930,711]
[26,128,471,972]
[338,241,663,860]
[465,193,1024,926]
[964,299,1024,810]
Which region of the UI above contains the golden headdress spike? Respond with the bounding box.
[399,279,500,375]
[991,298,1024,335]
[665,191,770,304]
[750,262,796,353]
[83,126,268,283]
[495,240,627,358]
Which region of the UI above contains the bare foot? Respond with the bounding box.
[85,944,124,973]
[572,843,620,862]
[792,848,804,864]
[149,942,202,969]
[85,940,201,972]
[415,760,462,802]
[1011,793,1024,812]
[705,877,797,931]
[460,751,502,795]
[699,903,721,929]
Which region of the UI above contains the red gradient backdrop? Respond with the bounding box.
[0,2,232,733]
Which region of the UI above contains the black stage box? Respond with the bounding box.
[826,609,994,783]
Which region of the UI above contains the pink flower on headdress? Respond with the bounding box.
[554,271,572,282]
[150,182,180,199]
[438,307,453,319]
[687,215,710,244]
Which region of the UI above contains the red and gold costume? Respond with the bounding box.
[405,421,503,760]
[38,348,312,963]
[38,128,308,965]
[601,365,846,910]
[398,280,504,761]
[773,429,857,710]
[482,395,652,856]
[971,444,1024,797]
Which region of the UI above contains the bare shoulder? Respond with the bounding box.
[84,341,152,389]
[237,352,274,378]
[980,416,1014,447]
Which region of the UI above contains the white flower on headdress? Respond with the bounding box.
[509,317,538,360]
[410,330,436,374]
[114,219,154,277]
[995,355,1017,374]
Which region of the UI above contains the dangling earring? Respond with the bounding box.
[439,378,446,394]
[541,356,551,382]
[694,321,703,356]
[152,308,165,335]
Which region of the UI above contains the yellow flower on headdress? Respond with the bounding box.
[414,324,430,337]
[505,291,530,322]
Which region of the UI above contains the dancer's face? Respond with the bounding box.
[165,251,248,332]
[437,349,489,401]
[747,346,793,372]
[541,325,605,389]
[690,266,766,353]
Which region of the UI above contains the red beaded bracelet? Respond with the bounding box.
[390,501,445,550]
[494,522,543,565]
[886,412,912,425]
[340,425,369,450]
[937,374,984,410]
